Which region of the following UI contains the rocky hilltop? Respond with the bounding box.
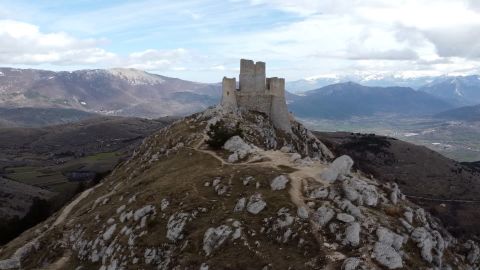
[0,106,479,270]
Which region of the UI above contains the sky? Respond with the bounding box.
[1,0,480,82]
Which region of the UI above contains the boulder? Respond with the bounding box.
[308,187,329,199]
[297,206,309,219]
[389,183,402,205]
[203,225,233,255]
[376,227,404,251]
[341,258,362,270]
[339,200,363,219]
[337,213,355,223]
[273,208,294,230]
[343,222,361,247]
[103,224,116,241]
[246,193,267,214]
[320,155,354,183]
[464,240,480,265]
[234,198,246,212]
[373,242,403,269]
[312,206,335,227]
[223,136,256,161]
[270,175,289,191]
[411,227,433,263]
[342,178,378,206]
[166,212,190,241]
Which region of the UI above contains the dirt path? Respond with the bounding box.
[0,183,101,270]
[192,136,329,210]
[52,187,95,227]
[41,251,71,270]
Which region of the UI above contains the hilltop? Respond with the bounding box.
[0,107,478,269]
[1,59,479,270]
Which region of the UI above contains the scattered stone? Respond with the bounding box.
[297,206,309,219]
[340,200,363,219]
[312,206,335,227]
[273,208,294,230]
[203,225,233,255]
[389,183,402,205]
[116,205,126,214]
[342,178,378,206]
[414,208,428,225]
[134,205,155,221]
[215,184,229,196]
[212,178,221,187]
[376,227,404,251]
[342,257,362,270]
[373,242,403,269]
[270,175,289,191]
[161,198,169,211]
[243,176,254,186]
[103,224,116,241]
[166,212,190,241]
[464,240,480,265]
[234,198,246,212]
[343,222,360,247]
[247,193,267,214]
[337,213,355,223]
[404,210,414,224]
[320,155,354,183]
[223,136,256,161]
[308,187,329,199]
[411,227,433,263]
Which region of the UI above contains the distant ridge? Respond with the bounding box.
[289,82,453,119]
[0,67,221,119]
[435,104,480,121]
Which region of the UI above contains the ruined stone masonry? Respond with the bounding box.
[221,59,291,131]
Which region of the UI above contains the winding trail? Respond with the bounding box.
[0,182,102,269]
[191,136,329,210]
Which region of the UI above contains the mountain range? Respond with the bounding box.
[0,67,221,119]
[289,82,453,119]
[287,74,480,107]
[1,67,480,123]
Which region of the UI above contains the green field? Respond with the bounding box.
[4,151,122,193]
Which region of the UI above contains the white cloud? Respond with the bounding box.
[0,20,115,65]
[0,20,194,72]
[2,1,480,82]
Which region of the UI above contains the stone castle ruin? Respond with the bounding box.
[221,59,291,131]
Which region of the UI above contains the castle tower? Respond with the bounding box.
[221,59,291,132]
[239,59,265,92]
[221,77,237,112]
[268,77,291,131]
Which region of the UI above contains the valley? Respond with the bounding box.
[0,116,174,245]
[303,116,480,162]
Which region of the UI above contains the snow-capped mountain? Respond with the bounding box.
[420,75,480,106]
